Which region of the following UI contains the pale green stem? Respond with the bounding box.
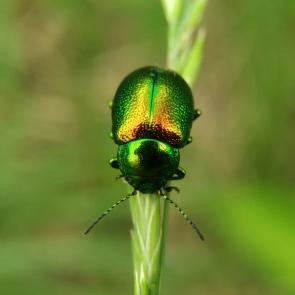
[130,1,207,294]
[130,192,167,295]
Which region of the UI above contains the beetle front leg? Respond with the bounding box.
[109,158,119,169]
[169,167,186,180]
[110,158,124,180]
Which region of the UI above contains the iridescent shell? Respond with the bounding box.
[112,66,195,148]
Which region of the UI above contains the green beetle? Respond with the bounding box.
[85,66,204,240]
[110,66,201,193]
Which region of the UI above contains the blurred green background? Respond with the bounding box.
[1,0,294,294]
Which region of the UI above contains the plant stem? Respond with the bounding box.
[130,192,165,295]
[130,1,207,294]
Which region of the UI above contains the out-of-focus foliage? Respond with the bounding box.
[0,0,294,295]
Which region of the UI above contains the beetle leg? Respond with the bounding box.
[109,132,114,139]
[169,167,186,180]
[193,109,202,120]
[109,158,119,169]
[108,100,113,109]
[165,186,180,193]
[186,136,193,145]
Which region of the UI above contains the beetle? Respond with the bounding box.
[85,66,204,240]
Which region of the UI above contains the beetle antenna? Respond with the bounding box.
[84,190,136,235]
[160,194,205,241]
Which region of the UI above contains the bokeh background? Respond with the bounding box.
[1,0,294,294]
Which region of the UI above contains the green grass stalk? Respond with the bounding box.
[130,1,207,294]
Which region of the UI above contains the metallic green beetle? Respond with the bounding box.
[85,66,204,240]
[110,66,201,193]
